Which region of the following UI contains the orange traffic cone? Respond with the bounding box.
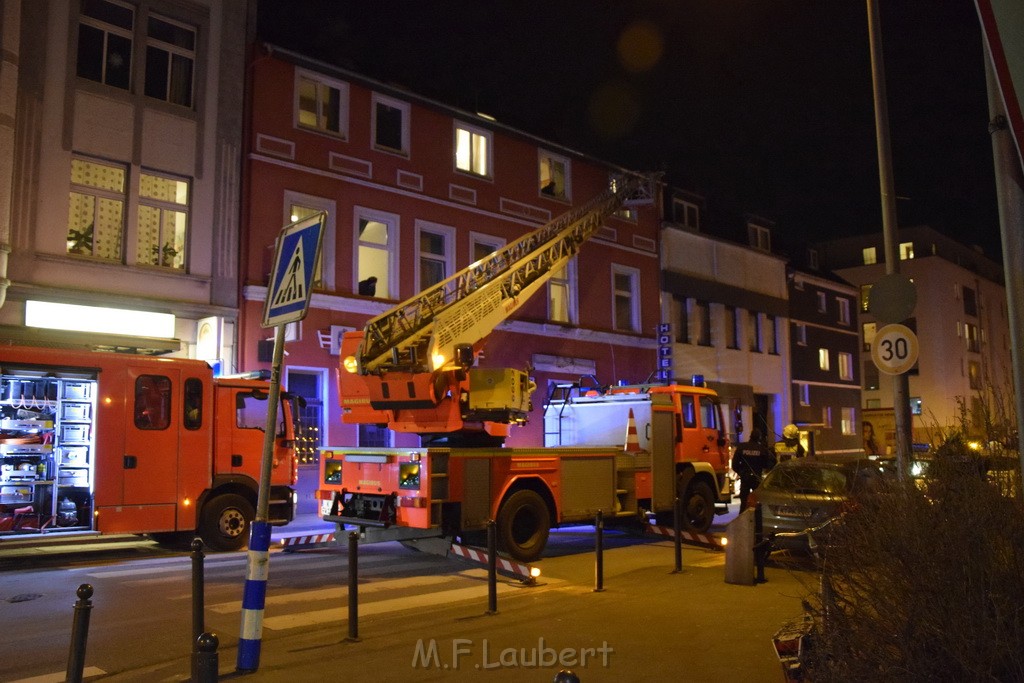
[624,409,641,452]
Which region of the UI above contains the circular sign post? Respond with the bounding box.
[871,323,919,375]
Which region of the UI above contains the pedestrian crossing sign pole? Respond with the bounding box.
[239,211,325,673]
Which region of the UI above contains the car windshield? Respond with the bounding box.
[762,465,850,495]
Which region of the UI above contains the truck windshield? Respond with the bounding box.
[235,390,288,436]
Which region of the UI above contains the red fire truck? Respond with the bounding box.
[318,175,732,561]
[0,344,298,550]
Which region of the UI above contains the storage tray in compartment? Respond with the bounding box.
[60,402,91,421]
[1,485,33,504]
[0,443,52,455]
[59,424,90,443]
[58,470,89,487]
[0,418,55,431]
[59,446,89,466]
[62,381,92,401]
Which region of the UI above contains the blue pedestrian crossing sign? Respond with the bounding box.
[262,212,326,328]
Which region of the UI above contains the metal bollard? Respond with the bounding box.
[65,584,94,683]
[553,667,581,682]
[672,496,683,573]
[754,503,767,583]
[192,632,219,683]
[347,531,360,641]
[191,538,205,649]
[486,519,498,614]
[594,510,604,592]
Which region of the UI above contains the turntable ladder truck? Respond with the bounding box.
[319,174,731,562]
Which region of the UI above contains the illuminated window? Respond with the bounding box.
[137,171,189,270]
[819,348,830,371]
[373,94,409,154]
[862,321,877,351]
[899,241,915,260]
[455,122,491,177]
[296,70,348,137]
[841,407,856,435]
[863,247,877,265]
[539,151,570,200]
[612,265,641,333]
[77,0,134,91]
[838,352,853,381]
[968,360,982,390]
[548,259,577,324]
[145,14,195,107]
[416,222,454,291]
[67,156,126,262]
[965,322,980,352]
[860,284,872,312]
[355,208,399,299]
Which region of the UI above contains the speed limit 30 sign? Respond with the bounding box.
[871,323,919,375]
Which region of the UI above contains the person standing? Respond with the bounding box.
[732,428,774,512]
[774,423,806,462]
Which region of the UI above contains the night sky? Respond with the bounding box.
[257,1,1001,260]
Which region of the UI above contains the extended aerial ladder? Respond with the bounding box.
[338,173,656,442]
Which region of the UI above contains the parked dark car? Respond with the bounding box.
[749,457,894,554]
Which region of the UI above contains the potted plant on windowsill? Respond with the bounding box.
[66,224,93,256]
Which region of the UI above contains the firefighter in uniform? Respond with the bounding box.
[774,423,806,462]
[732,428,774,512]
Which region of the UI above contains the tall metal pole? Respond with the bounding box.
[866,0,913,474]
[984,52,1024,488]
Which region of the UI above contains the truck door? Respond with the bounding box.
[698,395,728,471]
[123,368,180,507]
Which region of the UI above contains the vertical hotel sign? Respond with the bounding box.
[657,323,673,381]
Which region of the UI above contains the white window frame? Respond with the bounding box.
[795,322,807,346]
[284,191,336,291]
[353,206,400,299]
[137,169,190,270]
[841,407,856,436]
[538,150,571,200]
[837,297,851,325]
[469,232,505,264]
[415,220,456,292]
[799,383,810,407]
[68,155,127,263]
[371,93,410,155]
[672,198,700,230]
[295,69,349,138]
[454,121,493,178]
[77,0,135,90]
[144,12,196,108]
[748,224,771,252]
[548,257,578,325]
[611,264,641,333]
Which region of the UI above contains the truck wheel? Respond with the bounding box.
[496,489,550,562]
[682,480,715,533]
[200,494,254,551]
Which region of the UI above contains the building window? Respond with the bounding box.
[748,224,771,252]
[748,311,761,352]
[795,322,807,346]
[144,14,195,107]
[799,383,810,406]
[837,297,851,325]
[899,241,915,260]
[137,171,188,270]
[549,259,577,324]
[862,321,877,351]
[866,398,881,409]
[355,208,399,299]
[725,306,739,349]
[297,70,348,137]
[692,299,711,346]
[77,0,134,91]
[676,297,689,343]
[539,151,570,200]
[672,198,699,229]
[838,352,853,381]
[816,291,827,313]
[823,406,832,428]
[67,156,126,262]
[470,232,504,263]
[455,122,491,177]
[416,222,454,291]
[609,175,637,221]
[841,407,856,436]
[863,360,879,391]
[611,265,640,333]
[819,348,830,371]
[766,315,778,354]
[965,322,980,353]
[968,360,982,390]
[372,94,410,155]
[860,284,872,312]
[287,195,336,290]
[963,286,978,317]
[862,247,877,265]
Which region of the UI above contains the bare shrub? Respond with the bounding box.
[803,450,1024,681]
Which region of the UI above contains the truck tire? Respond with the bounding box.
[496,489,550,562]
[200,494,254,551]
[682,480,715,533]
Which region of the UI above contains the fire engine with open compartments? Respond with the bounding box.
[0,344,298,550]
[317,174,732,561]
